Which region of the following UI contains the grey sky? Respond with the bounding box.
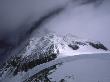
[0,1,110,81]
[43,0,110,49]
[0,0,70,61]
[0,0,110,49]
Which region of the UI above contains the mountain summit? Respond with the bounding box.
[22,33,109,58]
[0,33,109,82]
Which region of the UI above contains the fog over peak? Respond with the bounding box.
[0,0,110,59]
[0,1,110,82]
[42,0,110,49]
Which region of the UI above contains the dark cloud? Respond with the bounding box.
[0,0,110,62]
[0,0,67,62]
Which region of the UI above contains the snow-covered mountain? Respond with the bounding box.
[23,33,109,57]
[0,33,109,82]
[21,33,109,57]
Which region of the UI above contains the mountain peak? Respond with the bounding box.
[21,33,109,58]
[0,32,109,82]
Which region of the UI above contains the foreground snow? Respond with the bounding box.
[1,53,110,82]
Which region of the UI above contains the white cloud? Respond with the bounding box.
[43,0,110,49]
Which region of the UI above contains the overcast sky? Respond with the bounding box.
[0,0,110,49]
[0,1,110,81]
[43,0,110,49]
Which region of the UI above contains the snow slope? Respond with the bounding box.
[0,33,110,82]
[21,33,110,58]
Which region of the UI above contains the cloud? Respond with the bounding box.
[43,0,110,49]
[0,0,110,62]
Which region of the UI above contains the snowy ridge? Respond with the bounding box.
[0,33,110,82]
[21,33,109,58]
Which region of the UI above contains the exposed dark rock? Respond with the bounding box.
[68,44,79,50]
[88,42,108,50]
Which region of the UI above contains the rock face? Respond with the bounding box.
[0,33,109,82]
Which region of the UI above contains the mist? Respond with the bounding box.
[0,1,110,82]
[0,0,110,61]
[0,0,71,62]
[42,0,110,49]
[0,0,69,39]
